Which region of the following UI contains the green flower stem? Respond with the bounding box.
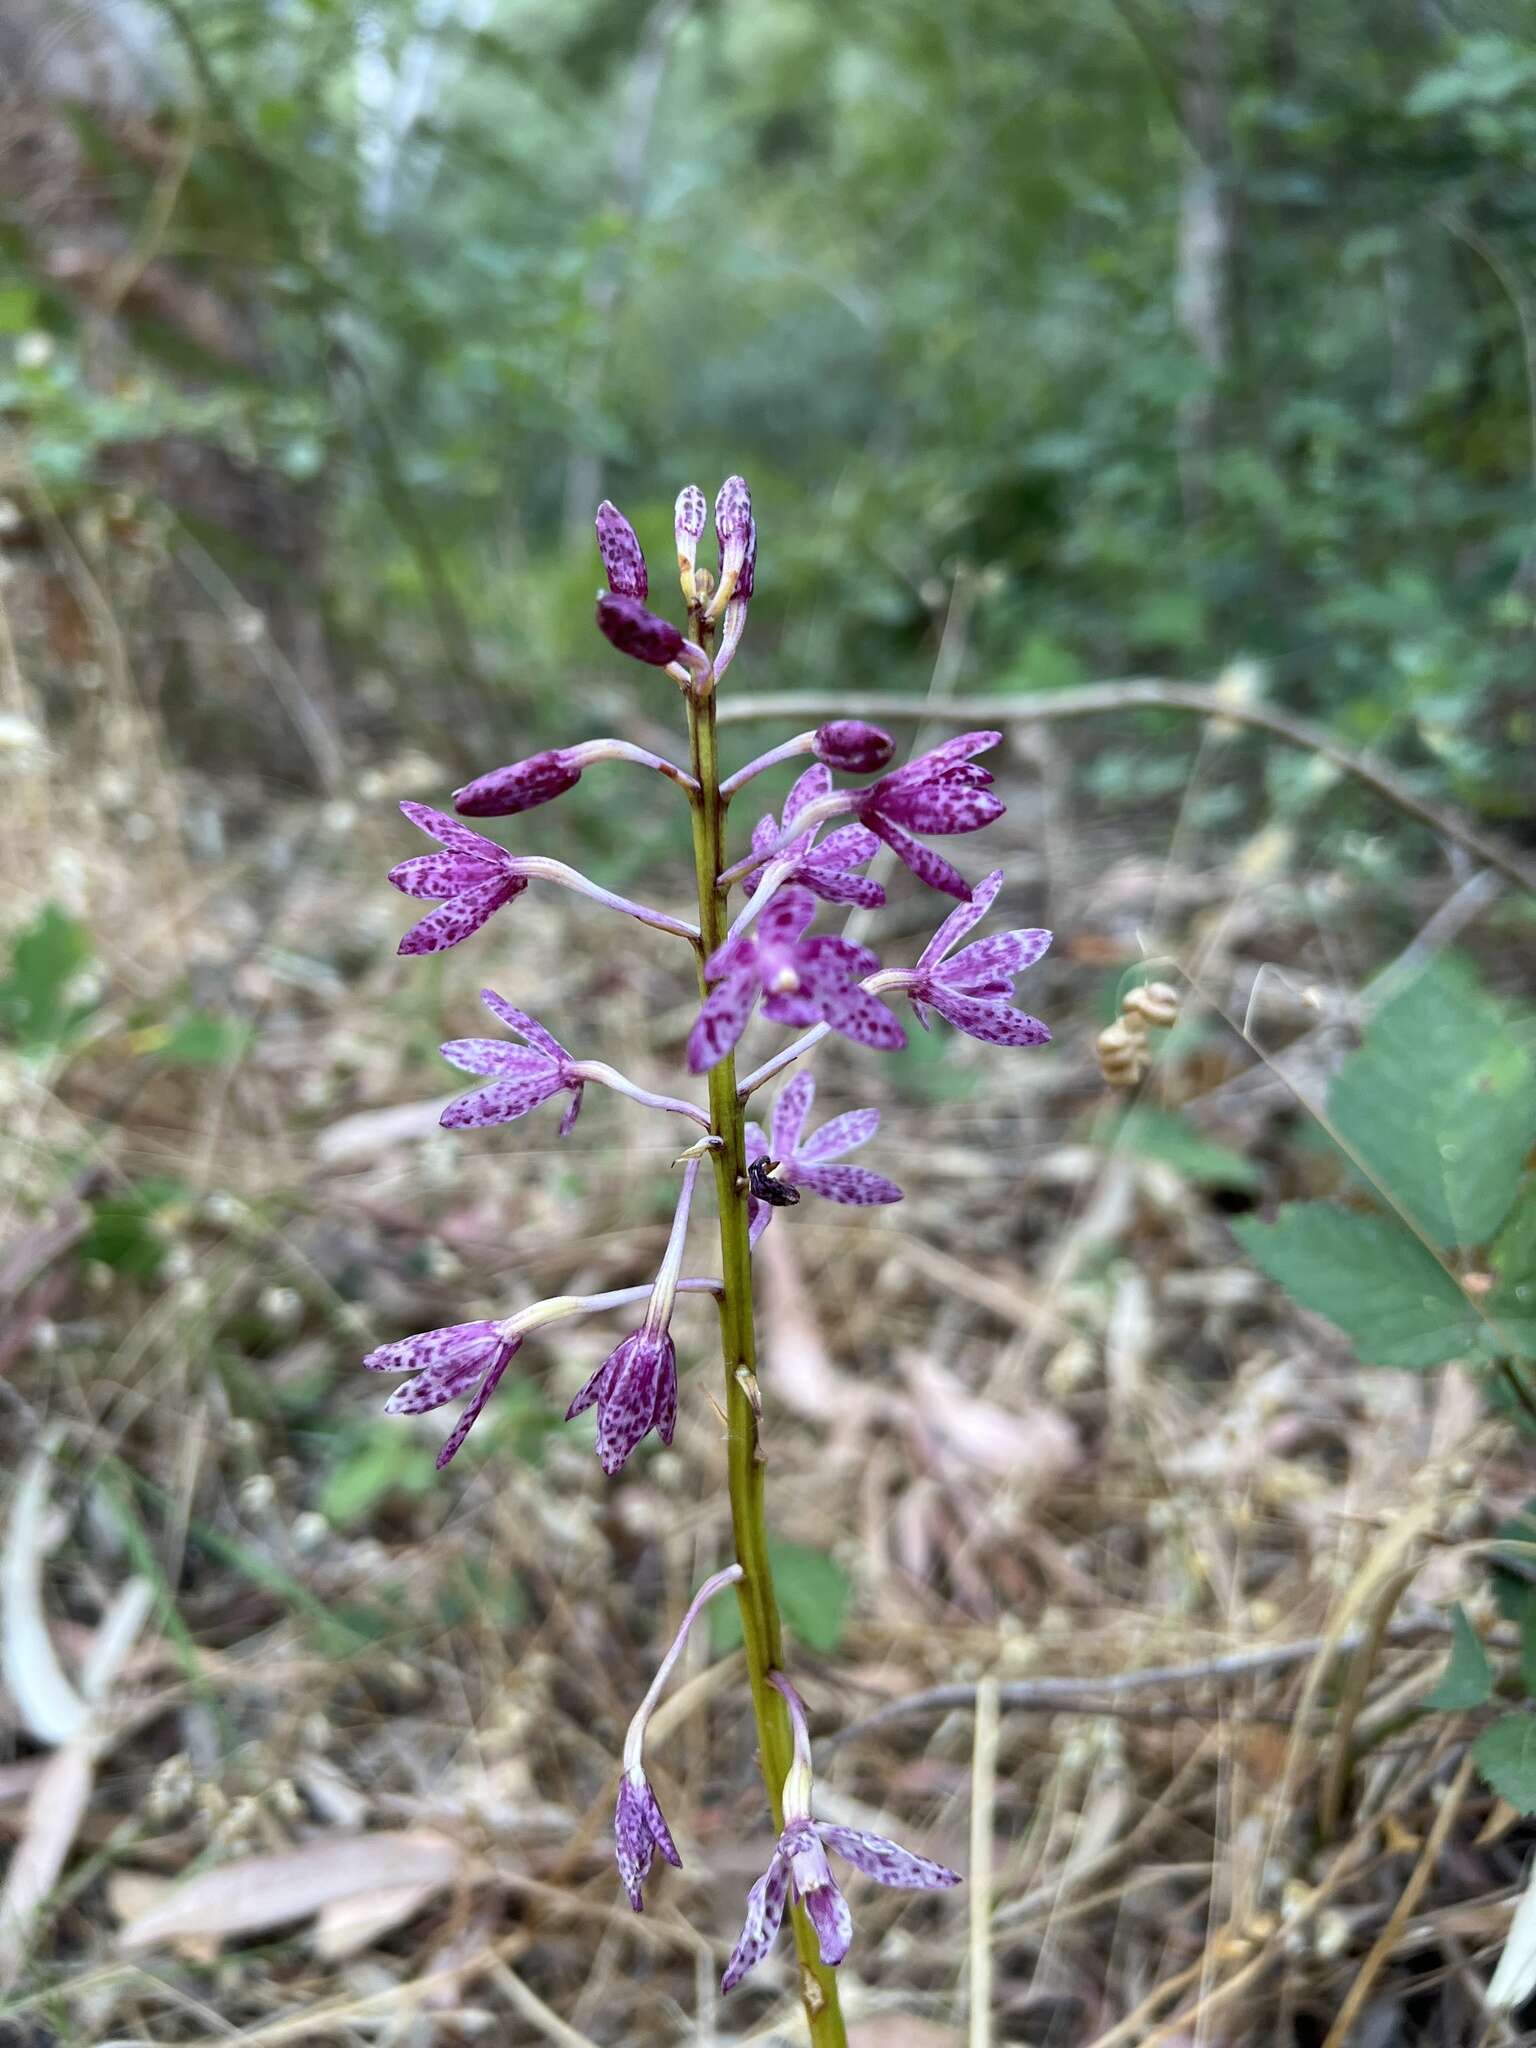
[686,683,849,2046]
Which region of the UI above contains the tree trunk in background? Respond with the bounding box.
[1174,0,1242,527]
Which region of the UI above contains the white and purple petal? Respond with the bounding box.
[769,1072,816,1160]
[801,1877,853,1967]
[817,1823,961,1891]
[783,762,833,825]
[721,1852,792,1993]
[595,1331,674,1474]
[440,1067,566,1127]
[478,989,569,1060]
[363,1318,504,1375]
[756,885,818,947]
[790,1162,903,1206]
[942,927,1052,987]
[928,990,1051,1047]
[796,1105,878,1162]
[437,1038,558,1081]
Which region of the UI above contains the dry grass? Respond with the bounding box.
[1,565,1534,2047]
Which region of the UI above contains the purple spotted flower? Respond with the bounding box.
[687,886,904,1074]
[439,990,585,1135]
[722,1674,959,1992]
[615,1562,744,1910]
[566,1159,700,1473]
[596,499,648,599]
[713,474,753,596]
[745,1073,901,1244]
[388,802,528,954]
[849,730,1006,900]
[889,868,1052,1046]
[364,1319,523,1469]
[615,1768,682,1911]
[743,765,885,910]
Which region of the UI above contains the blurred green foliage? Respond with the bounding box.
[3,0,1534,810]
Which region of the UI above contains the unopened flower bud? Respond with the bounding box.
[596,591,687,667]
[595,501,648,599]
[737,519,757,602]
[813,721,894,774]
[1121,981,1180,1030]
[711,475,752,610]
[675,485,706,600]
[455,748,582,818]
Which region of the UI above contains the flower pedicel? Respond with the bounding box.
[372,475,1051,2032]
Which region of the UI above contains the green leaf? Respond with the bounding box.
[0,905,94,1051]
[712,1541,852,1655]
[1488,1179,1536,1361]
[1422,1603,1493,1709]
[319,1427,440,1528]
[1107,1106,1259,1191]
[79,1176,187,1282]
[159,1010,254,1067]
[1327,957,1536,1251]
[1232,1203,1484,1368]
[1473,1713,1536,1814]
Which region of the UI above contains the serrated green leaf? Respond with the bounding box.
[1232,1203,1484,1368]
[1474,1713,1536,1813]
[1107,1106,1259,1191]
[1422,1603,1493,1709]
[1328,957,1536,1251]
[712,1541,852,1655]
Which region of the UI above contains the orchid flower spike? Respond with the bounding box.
[616,1562,744,1910]
[566,1158,701,1472]
[722,1673,960,1992]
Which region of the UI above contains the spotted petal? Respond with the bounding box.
[943,927,1052,988]
[398,875,524,955]
[801,1877,853,1968]
[688,968,757,1073]
[435,1342,518,1467]
[757,885,818,947]
[882,781,1006,835]
[440,1067,566,1127]
[364,1319,504,1375]
[796,1106,878,1162]
[817,978,907,1051]
[799,862,885,909]
[478,989,569,1061]
[916,868,1004,973]
[783,762,833,825]
[864,816,973,902]
[817,1823,962,1891]
[615,1778,655,1912]
[878,731,1001,788]
[769,1073,815,1160]
[928,990,1051,1047]
[437,1038,558,1081]
[721,1853,791,1992]
[595,1331,674,1474]
[791,1163,903,1206]
[387,850,502,900]
[384,1339,501,1414]
[399,799,505,859]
